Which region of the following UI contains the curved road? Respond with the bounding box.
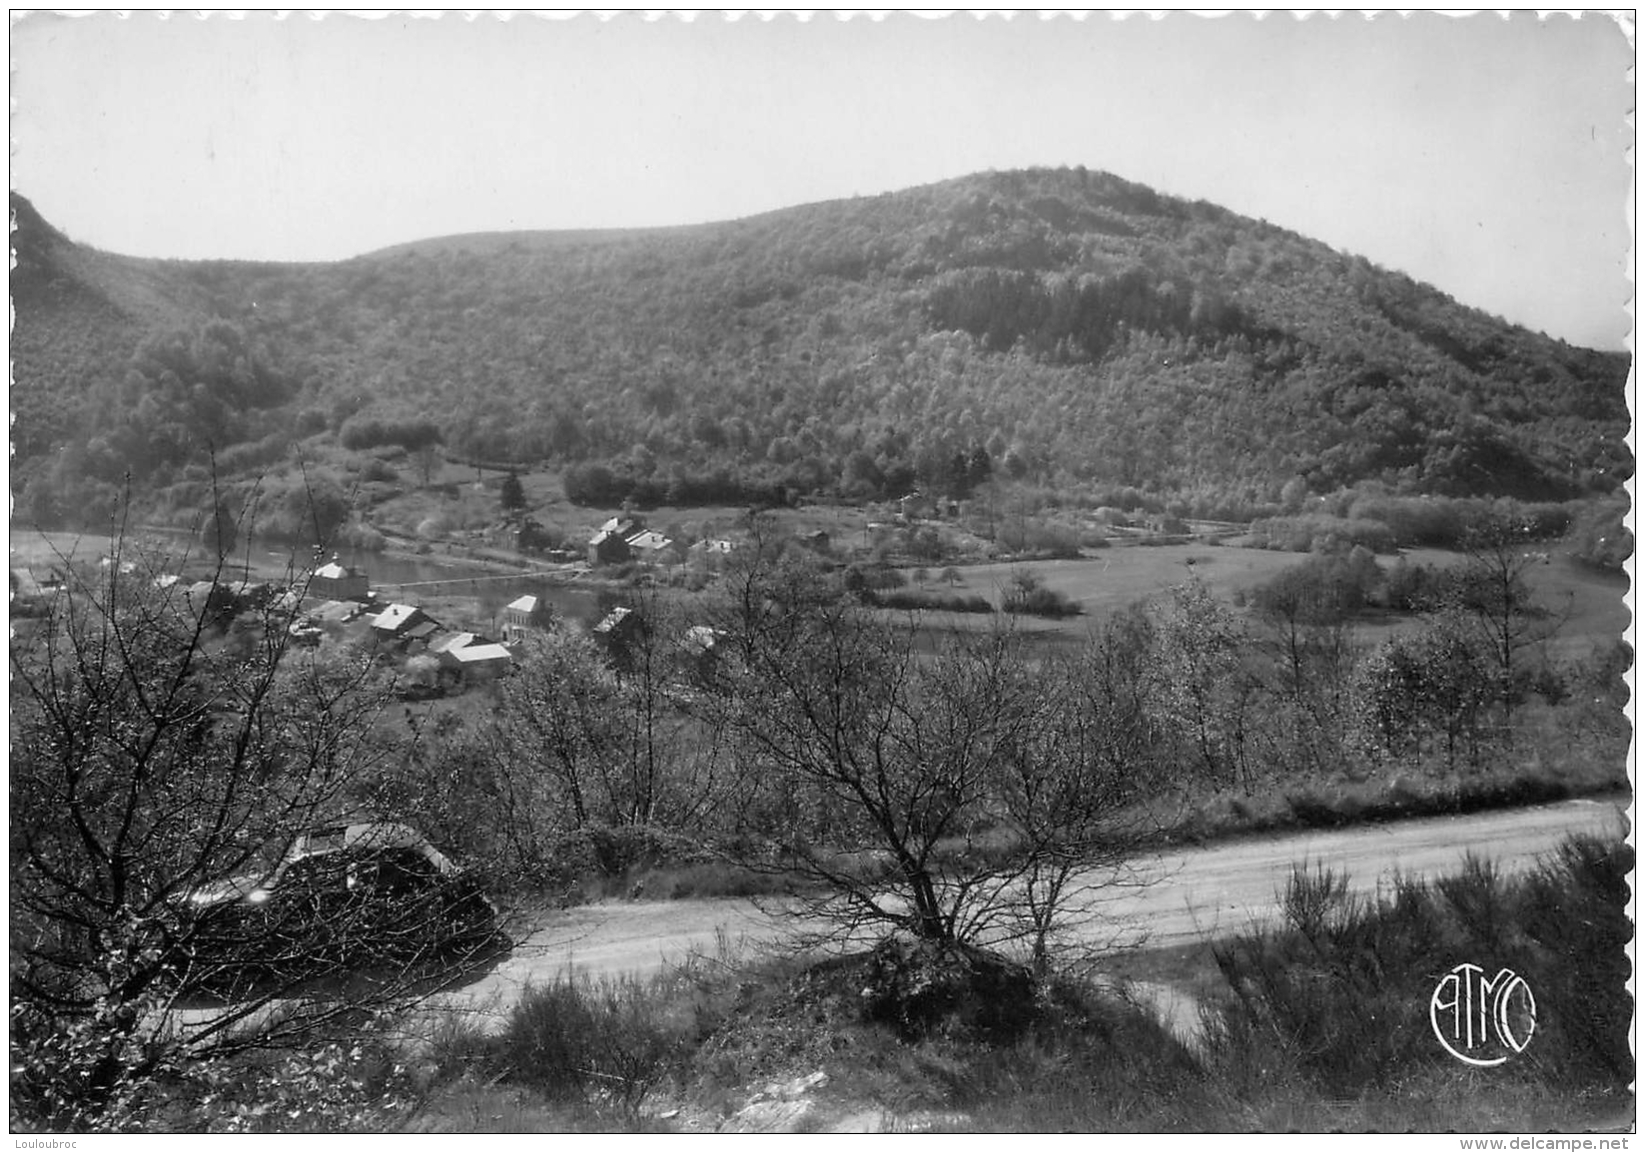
[437,797,1629,1026]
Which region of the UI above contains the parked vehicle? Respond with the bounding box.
[176,822,499,994]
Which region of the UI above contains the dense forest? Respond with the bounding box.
[10,167,1631,529]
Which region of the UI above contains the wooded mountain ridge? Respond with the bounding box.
[10,167,1631,528]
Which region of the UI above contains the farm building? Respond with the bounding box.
[371,603,440,643]
[588,527,633,566]
[587,516,674,566]
[624,529,676,563]
[427,631,494,659]
[446,642,514,681]
[310,556,370,602]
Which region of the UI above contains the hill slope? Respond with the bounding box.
[9,168,1631,528]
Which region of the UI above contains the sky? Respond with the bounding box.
[8,10,1635,350]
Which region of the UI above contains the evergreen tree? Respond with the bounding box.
[500,470,527,513]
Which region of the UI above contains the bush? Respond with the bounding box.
[859,937,1037,1042]
[335,520,387,551]
[1381,556,1444,611]
[997,516,1081,558]
[1346,494,1467,548]
[359,458,399,484]
[1204,837,1633,1098]
[574,823,696,878]
[165,1041,420,1133]
[1251,550,1384,622]
[869,589,994,614]
[1513,838,1635,1084]
[843,563,908,597]
[1568,500,1631,572]
[499,976,686,1114]
[1000,570,1081,618]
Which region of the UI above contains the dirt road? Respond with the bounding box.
[437,797,1628,1026]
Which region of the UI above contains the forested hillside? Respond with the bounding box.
[10,167,1631,529]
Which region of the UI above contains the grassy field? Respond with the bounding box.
[896,541,1629,656]
[954,544,1296,616]
[11,529,131,571]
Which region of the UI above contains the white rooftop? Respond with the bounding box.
[315,560,362,580]
[372,603,421,631]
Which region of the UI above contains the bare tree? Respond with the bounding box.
[9,515,493,1131]
[484,599,725,879]
[1447,510,1569,730]
[990,621,1175,975]
[700,542,1178,964]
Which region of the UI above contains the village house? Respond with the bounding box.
[184,580,237,623]
[427,630,487,660]
[427,630,473,657]
[624,529,676,564]
[446,641,513,681]
[587,515,675,567]
[370,602,440,645]
[411,629,515,685]
[588,516,641,566]
[688,538,736,566]
[502,594,551,643]
[898,492,934,521]
[309,555,370,602]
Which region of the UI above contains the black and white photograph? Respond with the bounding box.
[8,9,1635,1140]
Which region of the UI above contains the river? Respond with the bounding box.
[282,545,601,621]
